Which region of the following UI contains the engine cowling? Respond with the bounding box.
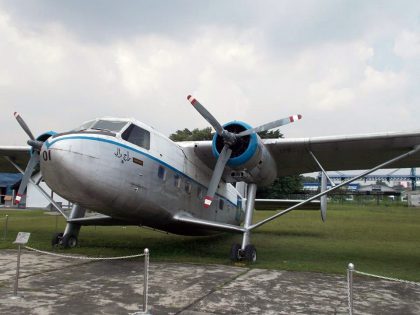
[212,121,277,186]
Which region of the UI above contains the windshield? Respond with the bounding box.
[90,120,128,132]
[72,120,95,132]
[72,120,128,133]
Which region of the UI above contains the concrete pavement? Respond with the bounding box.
[0,250,419,314]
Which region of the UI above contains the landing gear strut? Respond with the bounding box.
[231,183,258,263]
[52,204,85,248]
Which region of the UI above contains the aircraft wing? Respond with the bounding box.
[183,130,420,176]
[264,130,420,176]
[0,146,31,172]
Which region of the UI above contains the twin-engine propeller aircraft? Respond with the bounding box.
[1,95,420,262]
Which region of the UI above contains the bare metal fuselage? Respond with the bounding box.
[40,128,243,235]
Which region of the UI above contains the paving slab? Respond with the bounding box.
[0,249,419,314]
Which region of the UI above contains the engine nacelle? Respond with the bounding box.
[212,121,277,186]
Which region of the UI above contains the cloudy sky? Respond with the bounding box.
[1,0,420,146]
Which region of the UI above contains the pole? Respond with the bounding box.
[3,214,9,240]
[13,244,22,297]
[143,248,149,313]
[347,263,354,315]
[55,213,58,233]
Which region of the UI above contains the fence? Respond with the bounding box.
[11,244,151,314]
[347,262,420,315]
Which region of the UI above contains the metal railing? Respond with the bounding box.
[12,244,151,314]
[347,262,420,315]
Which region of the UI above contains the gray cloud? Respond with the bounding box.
[1,0,420,148]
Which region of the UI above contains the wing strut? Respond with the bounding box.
[249,145,420,231]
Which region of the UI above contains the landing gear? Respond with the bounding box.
[51,232,63,246]
[51,232,78,248]
[230,243,241,262]
[61,234,78,248]
[230,243,257,262]
[52,204,85,249]
[232,183,258,263]
[244,244,257,262]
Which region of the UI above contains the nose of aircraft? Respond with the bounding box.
[40,136,99,203]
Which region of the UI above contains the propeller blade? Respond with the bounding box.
[187,95,224,136]
[14,112,35,140]
[15,153,40,204]
[204,145,232,208]
[236,114,302,137]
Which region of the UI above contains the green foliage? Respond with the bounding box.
[257,129,283,139]
[256,175,303,199]
[169,127,213,141]
[169,127,283,141]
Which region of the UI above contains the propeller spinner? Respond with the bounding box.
[187,95,302,208]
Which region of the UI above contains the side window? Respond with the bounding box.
[122,124,150,150]
[174,174,181,188]
[158,166,166,180]
[185,181,192,194]
[219,199,224,210]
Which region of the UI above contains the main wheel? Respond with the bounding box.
[51,232,63,246]
[61,234,78,248]
[230,243,241,262]
[244,244,257,263]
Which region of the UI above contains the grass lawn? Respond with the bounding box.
[0,203,419,281]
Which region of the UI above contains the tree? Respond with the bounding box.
[170,127,213,141]
[256,175,303,199]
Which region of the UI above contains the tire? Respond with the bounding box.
[61,234,78,248]
[230,243,241,262]
[51,232,63,246]
[244,244,257,263]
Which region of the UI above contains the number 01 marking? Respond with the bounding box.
[42,150,52,161]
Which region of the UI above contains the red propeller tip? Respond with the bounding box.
[187,95,197,105]
[14,112,19,117]
[15,194,22,204]
[204,196,213,208]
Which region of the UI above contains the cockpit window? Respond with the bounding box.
[72,120,95,132]
[91,120,128,133]
[122,124,150,150]
[72,120,127,133]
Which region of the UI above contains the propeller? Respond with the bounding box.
[187,95,302,207]
[13,112,42,204]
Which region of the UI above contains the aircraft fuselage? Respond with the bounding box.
[40,119,244,235]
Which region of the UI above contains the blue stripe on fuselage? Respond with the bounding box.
[45,135,239,208]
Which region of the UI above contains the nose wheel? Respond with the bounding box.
[51,232,78,248]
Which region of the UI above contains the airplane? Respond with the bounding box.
[1,95,420,262]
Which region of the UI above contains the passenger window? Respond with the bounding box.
[185,181,192,194]
[219,199,224,210]
[122,124,150,150]
[174,174,181,188]
[158,166,166,180]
